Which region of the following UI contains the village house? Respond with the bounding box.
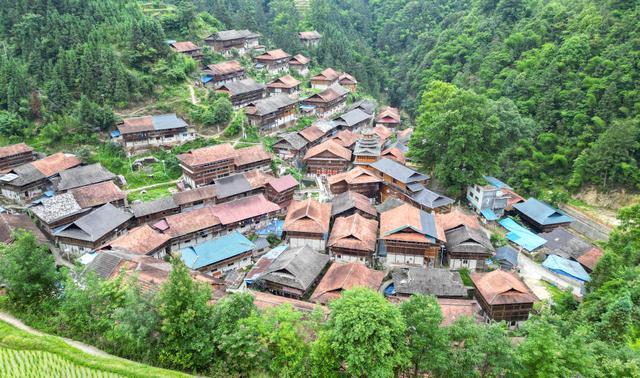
[257,245,330,299]
[169,41,203,61]
[334,109,372,130]
[493,245,519,271]
[267,75,301,95]
[0,152,81,203]
[542,254,591,283]
[298,124,325,148]
[272,132,308,161]
[216,78,266,108]
[376,107,401,128]
[445,225,494,271]
[338,73,357,92]
[470,269,538,327]
[372,125,393,143]
[264,174,298,208]
[327,167,382,199]
[284,198,331,250]
[201,60,246,87]
[409,186,455,213]
[245,94,298,131]
[288,54,310,76]
[0,143,36,173]
[204,29,261,57]
[302,139,352,176]
[99,224,171,260]
[213,170,271,203]
[330,190,377,220]
[331,129,359,150]
[379,202,445,268]
[131,197,180,226]
[54,203,133,257]
[151,206,222,250]
[349,99,376,115]
[310,68,340,90]
[368,157,429,201]
[56,163,115,192]
[513,198,573,232]
[255,49,291,74]
[466,176,523,221]
[70,181,127,209]
[310,262,384,304]
[172,185,217,211]
[380,147,406,165]
[353,130,382,166]
[0,212,48,244]
[313,119,339,138]
[180,231,255,277]
[328,213,378,266]
[300,84,349,118]
[114,114,196,154]
[538,227,603,273]
[299,31,322,47]
[389,268,468,299]
[234,144,272,172]
[208,194,281,235]
[178,143,236,188]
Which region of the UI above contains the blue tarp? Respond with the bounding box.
[201,75,213,84]
[481,208,499,221]
[384,283,396,296]
[499,218,547,251]
[483,176,512,189]
[110,130,121,138]
[255,219,284,237]
[543,254,590,282]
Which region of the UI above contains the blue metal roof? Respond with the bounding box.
[543,254,590,282]
[180,232,255,270]
[499,217,547,251]
[201,75,213,84]
[483,176,512,189]
[481,208,499,221]
[513,198,573,226]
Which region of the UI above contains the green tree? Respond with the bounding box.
[0,231,59,305]
[400,295,447,377]
[410,81,498,193]
[156,258,214,371]
[311,288,408,377]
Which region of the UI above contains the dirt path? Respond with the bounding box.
[0,312,111,357]
[126,179,179,194]
[188,84,198,105]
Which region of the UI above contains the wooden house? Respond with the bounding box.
[330,190,377,221]
[179,232,255,276]
[302,140,352,176]
[272,132,308,161]
[390,268,468,299]
[0,143,35,173]
[170,41,203,61]
[298,124,325,147]
[267,75,301,95]
[258,245,329,299]
[172,185,218,211]
[381,147,405,164]
[177,143,237,188]
[131,197,180,226]
[310,262,384,304]
[376,107,401,128]
[470,270,538,327]
[255,49,291,74]
[99,224,171,260]
[353,130,381,166]
[0,153,81,203]
[204,29,261,57]
[331,130,359,150]
[264,174,298,208]
[216,78,266,108]
[202,60,246,87]
[445,225,494,271]
[289,54,310,76]
[333,109,372,130]
[245,94,298,131]
[114,114,195,154]
[368,158,429,201]
[283,198,331,250]
[55,203,133,257]
[338,73,357,92]
[234,144,272,172]
[300,84,349,118]
[379,203,445,268]
[299,31,322,48]
[512,198,573,232]
[310,68,340,90]
[328,213,378,266]
[327,167,381,199]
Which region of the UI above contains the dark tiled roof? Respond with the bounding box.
[513,198,573,226]
[445,225,494,255]
[334,109,371,127]
[57,163,115,191]
[331,191,377,218]
[131,197,178,218]
[261,245,329,291]
[369,158,429,183]
[214,173,254,199]
[274,132,308,150]
[392,268,468,297]
[0,213,47,243]
[411,186,454,209]
[217,78,266,96]
[245,94,297,116]
[56,203,132,243]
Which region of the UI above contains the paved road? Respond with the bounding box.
[517,252,582,300]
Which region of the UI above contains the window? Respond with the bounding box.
[463,259,469,264]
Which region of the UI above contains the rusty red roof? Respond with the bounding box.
[177,143,236,167]
[328,213,378,252]
[256,49,291,60]
[206,60,244,75]
[290,54,310,65]
[268,74,301,89]
[31,153,81,177]
[470,270,538,306]
[70,181,126,208]
[101,224,170,255]
[0,143,33,159]
[311,68,339,82]
[267,174,299,192]
[211,194,280,225]
[311,262,384,304]
[284,198,331,234]
[171,41,200,52]
[234,144,271,167]
[299,124,325,143]
[303,139,352,161]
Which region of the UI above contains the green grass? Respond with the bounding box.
[127,183,175,202]
[541,280,566,301]
[458,268,473,286]
[0,321,190,378]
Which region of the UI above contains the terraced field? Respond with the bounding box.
[0,349,122,378]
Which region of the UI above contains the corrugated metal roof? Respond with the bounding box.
[180,231,255,270]
[513,198,573,226]
[542,254,590,282]
[499,218,547,251]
